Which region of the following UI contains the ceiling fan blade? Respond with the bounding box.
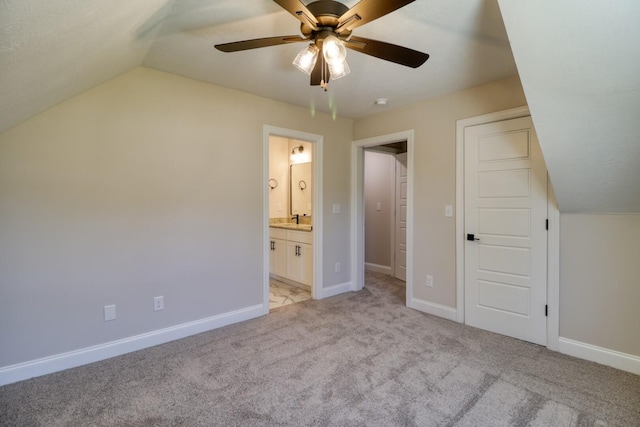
[337,0,415,32]
[310,56,329,86]
[273,0,319,31]
[345,36,429,68]
[215,35,307,52]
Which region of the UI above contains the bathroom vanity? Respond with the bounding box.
[269,225,313,288]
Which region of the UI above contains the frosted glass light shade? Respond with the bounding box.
[322,34,347,65]
[293,44,319,75]
[328,58,350,80]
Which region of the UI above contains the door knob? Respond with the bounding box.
[467,233,480,241]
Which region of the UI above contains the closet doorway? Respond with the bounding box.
[363,143,407,281]
[351,130,414,305]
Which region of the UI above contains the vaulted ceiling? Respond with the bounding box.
[1,0,638,213]
[0,0,516,133]
[499,0,640,212]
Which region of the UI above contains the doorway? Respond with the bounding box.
[363,145,407,281]
[263,126,323,315]
[351,130,414,306]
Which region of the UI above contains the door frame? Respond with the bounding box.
[263,125,324,314]
[455,106,560,350]
[351,130,414,303]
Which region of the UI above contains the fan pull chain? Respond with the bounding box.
[320,56,328,91]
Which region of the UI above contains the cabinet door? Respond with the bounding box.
[286,241,313,286]
[269,238,287,277]
[298,242,313,286]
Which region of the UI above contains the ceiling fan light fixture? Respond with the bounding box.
[322,34,347,66]
[293,43,319,75]
[328,58,350,80]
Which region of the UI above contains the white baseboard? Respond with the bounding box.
[321,281,353,299]
[0,304,265,386]
[364,262,391,275]
[408,297,458,322]
[558,337,640,375]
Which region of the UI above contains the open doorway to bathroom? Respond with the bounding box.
[268,136,312,309]
[263,126,323,313]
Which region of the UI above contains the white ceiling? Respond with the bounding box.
[0,0,517,133]
[499,0,640,213]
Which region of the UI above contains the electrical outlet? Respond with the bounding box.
[104,304,116,322]
[426,275,434,288]
[154,296,164,311]
[335,262,341,273]
[333,203,341,214]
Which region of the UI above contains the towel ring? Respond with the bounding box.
[268,179,278,190]
[299,180,307,190]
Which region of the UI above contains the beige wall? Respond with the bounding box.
[560,214,640,356]
[3,66,638,373]
[354,76,528,307]
[364,150,395,268]
[0,67,353,367]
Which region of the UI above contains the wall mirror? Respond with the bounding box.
[290,162,312,217]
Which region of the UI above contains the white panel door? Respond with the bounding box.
[464,116,548,345]
[395,152,407,281]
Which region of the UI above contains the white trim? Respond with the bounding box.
[455,106,560,351]
[0,304,264,386]
[263,126,323,302]
[351,131,414,302]
[558,337,640,375]
[546,181,560,351]
[365,262,392,275]
[407,297,458,322]
[322,281,353,299]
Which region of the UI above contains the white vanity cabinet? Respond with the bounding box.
[269,227,313,287]
[269,228,287,279]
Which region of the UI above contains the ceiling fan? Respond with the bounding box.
[214,0,429,90]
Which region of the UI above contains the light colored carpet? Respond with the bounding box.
[1,271,638,426]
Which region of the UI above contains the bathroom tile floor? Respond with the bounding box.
[269,279,311,310]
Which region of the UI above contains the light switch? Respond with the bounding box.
[445,205,453,218]
[376,202,382,211]
[333,204,341,214]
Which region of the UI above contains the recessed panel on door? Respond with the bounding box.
[478,208,530,237]
[478,169,530,198]
[478,245,531,277]
[477,280,530,316]
[478,131,530,162]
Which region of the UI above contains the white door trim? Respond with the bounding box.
[351,131,414,303]
[263,126,324,312]
[455,106,560,350]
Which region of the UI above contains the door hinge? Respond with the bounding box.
[545,219,549,230]
[545,305,548,317]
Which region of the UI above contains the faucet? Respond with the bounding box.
[292,214,299,224]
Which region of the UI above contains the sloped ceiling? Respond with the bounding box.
[0,0,170,134]
[1,0,518,133]
[498,0,640,213]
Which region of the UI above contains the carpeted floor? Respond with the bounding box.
[1,271,638,426]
